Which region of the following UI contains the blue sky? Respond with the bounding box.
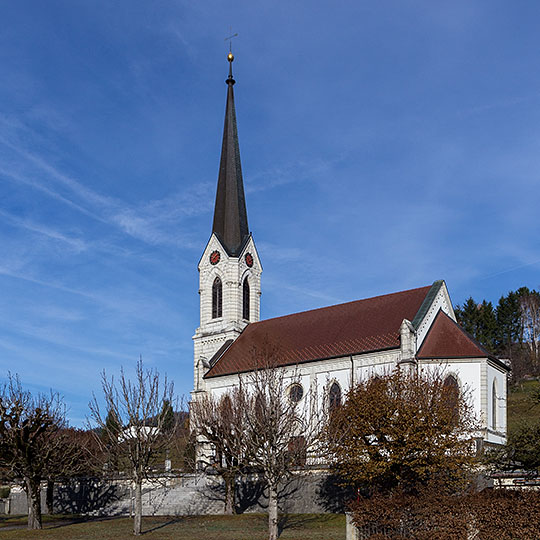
[1,1,539,425]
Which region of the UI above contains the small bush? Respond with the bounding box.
[0,487,11,499]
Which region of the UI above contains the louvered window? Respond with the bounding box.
[212,277,222,318]
[243,278,250,320]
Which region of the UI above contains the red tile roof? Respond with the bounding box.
[417,310,490,359]
[205,284,433,378]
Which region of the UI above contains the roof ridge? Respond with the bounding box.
[248,284,432,326]
[411,279,444,329]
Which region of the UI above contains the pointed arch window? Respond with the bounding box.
[243,277,250,321]
[492,380,498,430]
[443,374,460,424]
[329,382,342,413]
[212,277,222,319]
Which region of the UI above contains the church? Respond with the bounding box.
[191,53,509,451]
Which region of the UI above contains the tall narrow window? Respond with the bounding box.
[212,277,222,319]
[243,278,250,320]
[329,382,342,412]
[443,375,460,424]
[492,380,497,429]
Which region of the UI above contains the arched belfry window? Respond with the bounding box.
[492,380,498,429]
[243,277,250,321]
[212,277,222,319]
[329,382,342,412]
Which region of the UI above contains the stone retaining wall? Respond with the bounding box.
[6,471,347,517]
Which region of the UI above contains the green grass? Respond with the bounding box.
[0,514,345,539]
[508,379,540,433]
[0,514,80,528]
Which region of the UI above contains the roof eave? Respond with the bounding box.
[204,345,401,379]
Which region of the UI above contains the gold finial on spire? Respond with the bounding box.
[224,29,237,83]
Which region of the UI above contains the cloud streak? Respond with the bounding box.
[0,118,211,249]
[0,209,88,252]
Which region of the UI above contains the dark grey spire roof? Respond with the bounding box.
[212,56,249,257]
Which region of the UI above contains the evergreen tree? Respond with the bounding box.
[455,298,496,353]
[104,409,121,439]
[475,300,497,353]
[160,399,175,434]
[495,291,522,354]
[455,297,479,337]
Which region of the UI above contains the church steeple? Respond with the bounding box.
[193,51,262,397]
[212,52,249,257]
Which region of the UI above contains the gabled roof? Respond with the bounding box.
[211,57,250,257]
[205,284,434,379]
[417,310,509,371]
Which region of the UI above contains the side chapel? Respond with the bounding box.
[191,53,509,453]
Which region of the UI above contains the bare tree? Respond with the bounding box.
[43,428,103,514]
[0,374,66,529]
[88,357,177,536]
[519,291,540,365]
[190,388,250,514]
[241,345,323,540]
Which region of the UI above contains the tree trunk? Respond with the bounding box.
[24,477,42,530]
[268,484,278,540]
[224,474,235,515]
[133,477,142,536]
[46,478,54,515]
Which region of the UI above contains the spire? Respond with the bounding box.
[212,52,250,257]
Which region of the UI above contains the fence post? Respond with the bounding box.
[345,512,360,540]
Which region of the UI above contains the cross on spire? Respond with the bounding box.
[224,29,237,83]
[224,29,238,52]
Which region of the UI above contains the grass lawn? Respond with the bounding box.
[0,513,345,539]
[508,379,540,433]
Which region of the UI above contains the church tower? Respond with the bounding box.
[192,53,262,394]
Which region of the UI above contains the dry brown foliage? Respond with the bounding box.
[350,488,540,540]
[326,368,479,495]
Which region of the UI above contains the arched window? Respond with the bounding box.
[212,277,222,319]
[443,374,460,424]
[328,382,342,412]
[492,380,498,430]
[288,383,304,403]
[243,278,250,320]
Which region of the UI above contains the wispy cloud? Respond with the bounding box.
[0,165,106,222]
[0,209,88,252]
[246,154,347,194]
[0,320,135,362]
[0,116,211,249]
[0,260,177,325]
[459,93,540,117]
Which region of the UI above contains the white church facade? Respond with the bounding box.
[191,54,509,452]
